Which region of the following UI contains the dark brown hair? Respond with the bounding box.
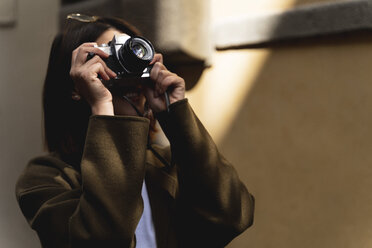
[43,15,153,165]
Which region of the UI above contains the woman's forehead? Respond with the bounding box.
[96,28,123,45]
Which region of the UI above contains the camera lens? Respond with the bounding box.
[130,37,153,60]
[132,44,146,59]
[118,36,155,74]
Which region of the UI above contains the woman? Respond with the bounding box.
[16,14,254,248]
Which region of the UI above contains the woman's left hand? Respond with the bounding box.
[144,54,185,113]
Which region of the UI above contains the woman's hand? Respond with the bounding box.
[70,42,117,115]
[144,54,186,113]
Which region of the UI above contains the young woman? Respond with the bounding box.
[16,14,254,248]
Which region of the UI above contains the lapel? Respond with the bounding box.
[145,147,178,248]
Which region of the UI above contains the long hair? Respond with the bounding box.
[43,15,154,165]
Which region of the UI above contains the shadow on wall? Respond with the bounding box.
[219,4,372,248]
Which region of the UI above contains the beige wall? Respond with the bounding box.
[0,0,59,247]
[186,0,372,247]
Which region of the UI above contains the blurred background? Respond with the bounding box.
[2,0,372,247]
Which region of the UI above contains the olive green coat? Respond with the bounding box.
[16,99,254,248]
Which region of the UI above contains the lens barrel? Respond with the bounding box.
[118,36,155,74]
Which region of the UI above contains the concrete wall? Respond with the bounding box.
[0,0,59,247]
[186,0,372,247]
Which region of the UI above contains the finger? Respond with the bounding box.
[80,42,98,47]
[84,55,117,78]
[161,73,179,93]
[150,53,163,65]
[143,86,167,112]
[89,62,110,81]
[152,65,172,96]
[153,69,166,97]
[163,74,181,90]
[155,71,177,97]
[74,46,110,67]
[71,43,97,66]
[150,62,167,82]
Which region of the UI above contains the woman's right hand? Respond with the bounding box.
[70,42,117,115]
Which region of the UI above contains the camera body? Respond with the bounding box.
[92,33,155,91]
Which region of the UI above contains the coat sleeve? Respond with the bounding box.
[15,115,150,248]
[156,99,255,247]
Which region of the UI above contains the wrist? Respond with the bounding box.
[91,101,114,116]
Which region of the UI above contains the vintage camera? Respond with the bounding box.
[90,33,155,91]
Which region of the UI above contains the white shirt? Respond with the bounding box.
[134,180,157,248]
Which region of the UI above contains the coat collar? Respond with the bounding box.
[145,147,178,199]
